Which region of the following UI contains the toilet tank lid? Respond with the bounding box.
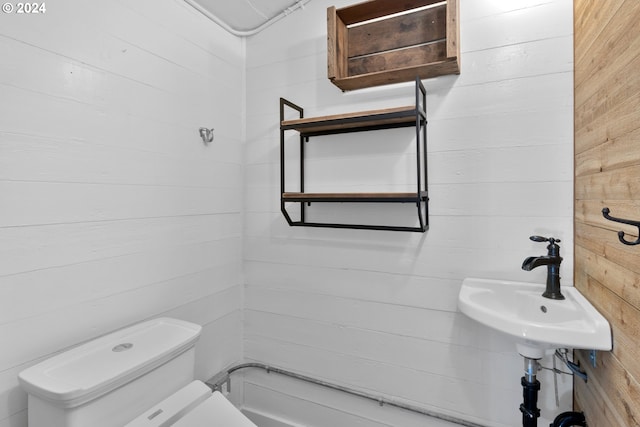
[18,318,201,407]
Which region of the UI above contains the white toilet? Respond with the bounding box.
[18,317,257,427]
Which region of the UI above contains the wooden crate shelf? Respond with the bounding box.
[327,0,460,91]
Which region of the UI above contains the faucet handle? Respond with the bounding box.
[530,235,561,244]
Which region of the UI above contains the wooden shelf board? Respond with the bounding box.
[331,59,459,92]
[281,106,418,134]
[335,0,443,25]
[283,192,428,203]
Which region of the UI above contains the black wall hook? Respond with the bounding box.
[602,207,640,246]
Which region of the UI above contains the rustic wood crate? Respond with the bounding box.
[328,0,459,91]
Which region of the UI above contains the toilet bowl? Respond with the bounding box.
[18,317,257,427]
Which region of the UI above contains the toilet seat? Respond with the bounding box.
[125,381,257,427]
[173,390,257,427]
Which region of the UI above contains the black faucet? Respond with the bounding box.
[522,235,564,300]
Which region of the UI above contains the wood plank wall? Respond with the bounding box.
[574,1,640,425]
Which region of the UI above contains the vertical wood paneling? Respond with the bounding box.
[0,1,244,425]
[244,0,574,426]
[574,1,640,426]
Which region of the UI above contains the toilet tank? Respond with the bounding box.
[18,318,202,427]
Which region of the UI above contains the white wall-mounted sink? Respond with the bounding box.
[458,278,612,359]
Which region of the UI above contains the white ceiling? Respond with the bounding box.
[185,0,310,36]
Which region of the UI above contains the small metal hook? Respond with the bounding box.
[602,207,640,246]
[199,127,214,144]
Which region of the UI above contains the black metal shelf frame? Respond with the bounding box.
[279,77,429,232]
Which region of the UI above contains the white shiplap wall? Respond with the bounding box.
[0,1,244,425]
[0,1,575,426]
[243,0,574,426]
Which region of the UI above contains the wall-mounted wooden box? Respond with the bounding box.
[327,0,459,91]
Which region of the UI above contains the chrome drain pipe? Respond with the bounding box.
[206,362,486,427]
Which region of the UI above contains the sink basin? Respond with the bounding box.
[458,278,612,359]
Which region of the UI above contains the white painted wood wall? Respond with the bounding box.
[0,0,574,426]
[0,1,244,425]
[243,0,574,426]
